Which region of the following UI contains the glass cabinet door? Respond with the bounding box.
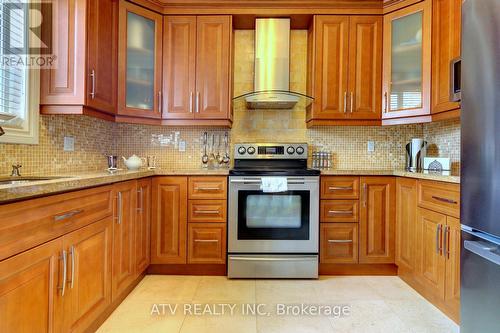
[118,1,162,118]
[383,1,431,119]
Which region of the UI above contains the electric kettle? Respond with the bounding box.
[406,138,427,172]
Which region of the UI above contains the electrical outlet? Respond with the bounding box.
[178,140,186,152]
[64,136,75,151]
[367,141,375,152]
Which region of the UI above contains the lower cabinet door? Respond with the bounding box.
[62,217,113,333]
[112,180,137,300]
[136,178,151,274]
[0,238,63,333]
[416,208,446,300]
[320,223,358,264]
[188,223,226,264]
[445,216,461,317]
[396,178,418,272]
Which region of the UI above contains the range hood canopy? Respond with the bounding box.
[232,18,313,110]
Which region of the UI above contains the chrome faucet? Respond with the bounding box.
[11,164,22,177]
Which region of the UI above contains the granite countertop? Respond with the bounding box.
[319,169,460,184]
[0,167,458,204]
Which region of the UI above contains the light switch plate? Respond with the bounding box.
[178,140,186,152]
[64,136,75,151]
[367,141,375,152]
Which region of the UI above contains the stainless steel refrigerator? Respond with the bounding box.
[461,0,500,332]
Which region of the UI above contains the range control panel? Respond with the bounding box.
[234,143,308,160]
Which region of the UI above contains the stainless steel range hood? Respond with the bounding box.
[232,18,313,110]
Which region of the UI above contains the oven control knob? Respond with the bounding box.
[287,146,295,155]
[296,146,305,155]
[247,146,256,155]
[237,147,246,155]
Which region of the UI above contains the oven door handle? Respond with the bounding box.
[229,256,315,262]
[230,178,306,185]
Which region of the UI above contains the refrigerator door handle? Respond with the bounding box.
[464,240,500,266]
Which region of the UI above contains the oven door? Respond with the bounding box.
[228,176,319,253]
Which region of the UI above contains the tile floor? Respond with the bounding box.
[97,275,459,333]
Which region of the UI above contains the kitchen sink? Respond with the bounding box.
[0,176,68,185]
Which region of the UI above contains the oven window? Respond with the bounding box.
[238,191,310,240]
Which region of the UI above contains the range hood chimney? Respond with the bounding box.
[232,18,313,110]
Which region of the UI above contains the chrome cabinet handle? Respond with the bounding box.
[194,239,219,243]
[432,196,458,204]
[343,92,347,113]
[328,210,353,215]
[195,187,221,191]
[350,92,353,113]
[328,239,353,243]
[384,92,388,113]
[443,226,449,258]
[436,224,442,255]
[189,91,193,113]
[137,187,143,212]
[158,91,162,114]
[116,192,122,225]
[362,183,368,207]
[58,250,67,296]
[69,245,75,289]
[90,69,95,99]
[54,209,83,222]
[196,92,200,113]
[328,186,353,191]
[194,210,220,215]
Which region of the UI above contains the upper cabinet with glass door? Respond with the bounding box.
[117,1,162,119]
[382,0,432,124]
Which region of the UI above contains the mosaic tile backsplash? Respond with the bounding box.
[0,30,461,175]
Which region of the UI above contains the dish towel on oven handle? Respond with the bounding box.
[260,177,288,193]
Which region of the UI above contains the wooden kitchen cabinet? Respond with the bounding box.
[431,0,461,117]
[320,200,359,223]
[359,177,396,264]
[320,176,360,199]
[162,16,232,122]
[307,16,349,121]
[188,223,226,264]
[382,0,432,124]
[40,0,118,115]
[444,216,461,319]
[415,207,446,299]
[151,177,188,264]
[117,0,163,119]
[307,16,382,125]
[396,178,418,273]
[0,239,63,333]
[136,178,151,274]
[320,223,359,264]
[188,176,228,199]
[61,218,113,333]
[112,180,137,301]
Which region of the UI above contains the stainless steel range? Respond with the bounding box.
[228,143,320,278]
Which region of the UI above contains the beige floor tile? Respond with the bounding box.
[180,314,257,333]
[385,300,459,333]
[313,276,383,302]
[193,276,256,302]
[329,300,411,333]
[363,276,424,300]
[96,300,186,333]
[256,279,320,303]
[128,275,201,302]
[257,313,334,333]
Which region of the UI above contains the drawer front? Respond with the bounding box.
[188,223,226,264]
[320,200,359,223]
[0,186,113,261]
[188,200,227,223]
[320,223,358,264]
[321,177,360,199]
[418,180,460,218]
[188,177,227,199]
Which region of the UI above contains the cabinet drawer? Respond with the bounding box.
[0,186,113,261]
[320,200,359,223]
[188,200,227,223]
[320,223,358,264]
[188,223,226,264]
[321,177,360,199]
[418,181,460,218]
[188,177,227,199]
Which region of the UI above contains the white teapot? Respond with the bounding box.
[122,155,143,170]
